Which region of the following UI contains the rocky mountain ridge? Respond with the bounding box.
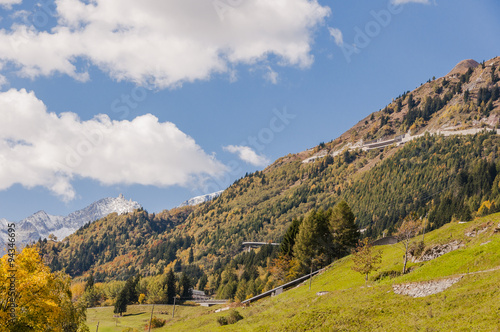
[0,194,141,245]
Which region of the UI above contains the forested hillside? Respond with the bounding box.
[44,58,500,301]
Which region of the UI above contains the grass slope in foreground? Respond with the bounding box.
[87,212,500,331]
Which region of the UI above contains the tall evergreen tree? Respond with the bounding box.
[198,274,208,293]
[180,272,193,299]
[165,269,176,304]
[188,247,194,264]
[329,200,360,258]
[279,217,303,257]
[123,274,140,304]
[114,288,128,316]
[85,273,94,292]
[294,209,331,267]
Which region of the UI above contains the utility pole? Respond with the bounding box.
[309,262,313,290]
[422,219,426,242]
[172,297,176,318]
[148,305,154,332]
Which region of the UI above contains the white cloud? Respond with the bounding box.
[264,66,278,84]
[0,0,330,88]
[0,89,227,200]
[391,0,430,5]
[223,145,270,167]
[328,27,344,46]
[0,0,21,9]
[0,74,6,88]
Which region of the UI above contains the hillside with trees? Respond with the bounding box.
[41,57,500,303]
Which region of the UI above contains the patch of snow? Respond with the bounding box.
[179,190,224,207]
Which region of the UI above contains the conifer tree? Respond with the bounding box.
[294,209,331,267]
[329,200,360,258]
[235,279,247,302]
[85,273,94,292]
[180,272,192,299]
[165,269,176,304]
[280,217,302,257]
[114,288,128,316]
[188,247,194,264]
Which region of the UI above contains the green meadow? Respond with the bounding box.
[87,213,500,331]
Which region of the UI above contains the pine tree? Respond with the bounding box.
[188,247,194,264]
[235,279,247,302]
[85,273,94,292]
[165,269,176,304]
[464,89,470,102]
[123,275,140,304]
[279,217,302,257]
[294,209,331,267]
[329,200,359,258]
[198,275,208,293]
[114,288,128,316]
[180,272,192,299]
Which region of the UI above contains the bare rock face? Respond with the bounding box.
[393,277,462,298]
[412,240,463,263]
[447,59,480,77]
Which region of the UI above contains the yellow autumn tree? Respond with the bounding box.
[0,246,89,331]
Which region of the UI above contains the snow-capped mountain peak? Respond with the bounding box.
[0,194,141,245]
[179,190,224,207]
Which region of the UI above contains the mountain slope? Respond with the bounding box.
[83,211,500,331]
[48,57,500,282]
[1,194,141,245]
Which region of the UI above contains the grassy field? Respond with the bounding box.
[87,213,500,331]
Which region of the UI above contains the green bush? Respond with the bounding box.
[372,270,401,282]
[227,310,244,324]
[216,310,244,326]
[146,316,166,329]
[216,316,228,326]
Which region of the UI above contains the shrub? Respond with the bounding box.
[216,316,228,326]
[409,240,425,258]
[146,316,166,329]
[227,310,244,324]
[216,310,244,326]
[372,270,401,282]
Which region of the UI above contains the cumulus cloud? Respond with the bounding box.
[391,0,430,4]
[223,145,270,167]
[328,27,344,46]
[0,89,227,200]
[0,0,21,9]
[264,66,279,84]
[0,0,330,88]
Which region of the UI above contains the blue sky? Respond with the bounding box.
[0,0,499,221]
